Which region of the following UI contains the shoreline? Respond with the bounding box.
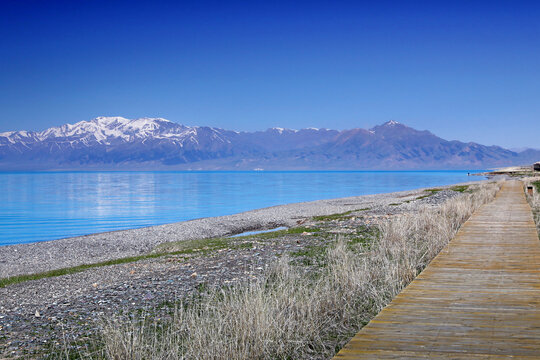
[0,179,494,357]
[0,180,485,279]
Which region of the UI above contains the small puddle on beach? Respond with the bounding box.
[229,227,287,238]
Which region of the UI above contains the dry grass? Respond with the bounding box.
[76,181,501,360]
[524,177,540,237]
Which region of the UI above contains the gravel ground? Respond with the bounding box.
[0,181,482,358]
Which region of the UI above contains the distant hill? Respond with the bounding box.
[0,117,538,170]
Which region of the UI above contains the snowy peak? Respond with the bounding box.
[267,127,298,134]
[90,116,172,133]
[370,120,407,131]
[92,116,130,126]
[0,116,209,148]
[33,117,189,144]
[368,120,434,139]
[0,130,39,145]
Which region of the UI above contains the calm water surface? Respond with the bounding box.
[0,171,485,246]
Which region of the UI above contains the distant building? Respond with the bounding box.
[534,162,540,171]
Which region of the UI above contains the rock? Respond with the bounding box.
[34,310,40,318]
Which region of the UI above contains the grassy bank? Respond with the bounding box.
[57,181,500,360]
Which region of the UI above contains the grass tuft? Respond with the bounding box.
[415,187,443,201]
[450,185,470,193]
[313,209,369,221]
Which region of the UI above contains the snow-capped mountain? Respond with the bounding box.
[1,116,230,146]
[0,117,244,167]
[0,117,538,170]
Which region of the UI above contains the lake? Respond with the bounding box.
[0,171,485,246]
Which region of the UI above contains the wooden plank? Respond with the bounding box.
[333,180,540,359]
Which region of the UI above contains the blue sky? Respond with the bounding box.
[1,0,539,148]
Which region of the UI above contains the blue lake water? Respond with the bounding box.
[0,171,485,246]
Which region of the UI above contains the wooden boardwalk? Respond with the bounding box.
[334,180,540,359]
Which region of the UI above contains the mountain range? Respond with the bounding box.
[0,117,538,170]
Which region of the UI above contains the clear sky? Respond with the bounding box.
[1,0,539,148]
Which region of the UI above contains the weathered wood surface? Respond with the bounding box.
[334,180,540,359]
